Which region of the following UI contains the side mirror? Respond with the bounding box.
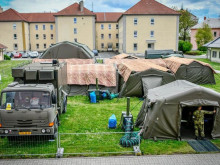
[52,94,57,104]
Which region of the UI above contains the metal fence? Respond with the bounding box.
[0,131,141,158]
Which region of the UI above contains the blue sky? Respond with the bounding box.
[0,0,219,22]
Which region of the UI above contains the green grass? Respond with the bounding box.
[0,60,31,92]
[196,59,220,70]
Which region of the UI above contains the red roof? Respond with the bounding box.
[54,3,95,16]
[0,8,27,22]
[21,13,55,22]
[0,43,7,49]
[95,12,123,22]
[123,0,180,15]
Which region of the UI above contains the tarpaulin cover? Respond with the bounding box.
[136,80,220,139]
[104,59,167,68]
[111,53,139,59]
[67,64,116,87]
[32,59,94,65]
[164,57,215,73]
[117,60,168,82]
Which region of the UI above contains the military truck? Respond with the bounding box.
[0,61,68,138]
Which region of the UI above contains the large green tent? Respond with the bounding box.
[136,80,220,140]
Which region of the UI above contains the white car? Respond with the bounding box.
[29,51,39,58]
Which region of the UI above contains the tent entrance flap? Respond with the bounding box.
[142,75,162,95]
[180,100,219,107]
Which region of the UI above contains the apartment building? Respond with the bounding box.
[118,0,180,54]
[0,0,180,53]
[95,12,122,51]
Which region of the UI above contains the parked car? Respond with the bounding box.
[21,51,29,58]
[29,51,39,58]
[13,52,22,58]
[92,49,98,56]
[8,51,16,58]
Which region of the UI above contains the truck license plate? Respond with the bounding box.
[19,132,31,135]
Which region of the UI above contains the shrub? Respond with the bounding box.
[4,54,11,60]
[185,51,203,55]
[198,46,207,51]
[178,40,192,53]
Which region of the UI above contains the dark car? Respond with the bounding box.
[92,49,98,56]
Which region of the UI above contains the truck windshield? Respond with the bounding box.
[1,91,51,110]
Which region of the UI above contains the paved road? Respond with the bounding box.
[1,154,219,165]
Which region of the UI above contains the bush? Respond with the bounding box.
[198,46,207,51]
[4,54,11,60]
[185,51,203,55]
[178,40,192,53]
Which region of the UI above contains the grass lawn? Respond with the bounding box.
[0,60,31,92]
[0,59,220,157]
[196,58,220,71]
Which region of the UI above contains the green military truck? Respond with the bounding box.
[0,61,68,138]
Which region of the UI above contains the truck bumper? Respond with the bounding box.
[0,127,55,136]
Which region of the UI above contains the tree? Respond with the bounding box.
[195,23,213,49]
[179,9,198,41]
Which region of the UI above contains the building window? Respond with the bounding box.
[116,24,119,29]
[101,34,104,39]
[148,44,152,48]
[74,38,77,42]
[101,43,104,49]
[109,24,111,29]
[36,34,39,39]
[74,18,77,24]
[134,31,137,38]
[214,32,217,37]
[36,44,39,49]
[13,23,16,30]
[43,34,46,39]
[14,44,18,50]
[44,44,46,49]
[212,51,217,58]
[50,25,53,30]
[43,24,46,30]
[116,34,119,39]
[35,25,38,30]
[109,34,111,39]
[74,28,77,34]
[134,18,137,25]
[13,34,17,40]
[150,31,154,37]
[116,43,119,49]
[101,24,104,29]
[151,18,154,25]
[133,43,137,51]
[51,34,53,39]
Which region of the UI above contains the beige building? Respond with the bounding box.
[118,0,180,54]
[95,12,122,51]
[0,0,180,54]
[204,37,220,63]
[54,1,96,50]
[0,43,7,60]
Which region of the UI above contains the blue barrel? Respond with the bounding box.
[90,91,96,103]
[108,114,117,129]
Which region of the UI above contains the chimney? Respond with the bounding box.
[79,1,84,12]
[0,6,3,13]
[204,16,206,21]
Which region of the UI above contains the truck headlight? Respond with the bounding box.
[4,130,9,134]
[41,129,46,133]
[46,129,51,133]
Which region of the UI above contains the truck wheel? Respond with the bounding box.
[62,97,67,114]
[51,117,58,139]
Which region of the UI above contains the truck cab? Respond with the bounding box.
[0,83,58,138]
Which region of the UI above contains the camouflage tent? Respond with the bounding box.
[39,41,94,59]
[136,80,220,140]
[117,60,175,97]
[67,64,118,96]
[164,57,215,84]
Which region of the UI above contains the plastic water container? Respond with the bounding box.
[90,91,96,103]
[108,114,117,129]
